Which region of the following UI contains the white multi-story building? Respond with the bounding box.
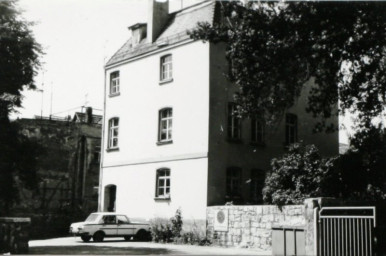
[99,0,338,226]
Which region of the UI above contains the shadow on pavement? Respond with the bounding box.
[30,246,174,255]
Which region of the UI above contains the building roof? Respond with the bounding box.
[106,0,216,67]
[128,23,147,30]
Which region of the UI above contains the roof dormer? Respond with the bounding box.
[128,23,147,47]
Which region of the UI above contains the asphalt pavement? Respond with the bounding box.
[29,237,271,255]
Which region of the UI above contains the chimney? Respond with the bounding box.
[86,107,93,124]
[148,0,169,43]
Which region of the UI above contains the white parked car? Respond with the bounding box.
[69,212,151,242]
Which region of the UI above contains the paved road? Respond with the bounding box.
[29,237,271,255]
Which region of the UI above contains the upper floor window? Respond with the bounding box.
[285,113,298,145]
[160,55,172,82]
[110,71,120,95]
[251,118,265,144]
[156,168,170,199]
[226,167,242,198]
[108,117,119,149]
[158,108,172,143]
[228,103,241,140]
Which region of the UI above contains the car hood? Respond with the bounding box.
[70,222,86,229]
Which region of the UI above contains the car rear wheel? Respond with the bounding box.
[81,235,91,242]
[135,229,151,241]
[93,231,105,242]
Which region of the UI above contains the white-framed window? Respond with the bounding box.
[160,54,172,81]
[156,168,170,198]
[251,118,265,144]
[226,167,242,198]
[110,71,120,95]
[228,103,241,140]
[108,117,119,149]
[285,113,298,144]
[158,108,172,142]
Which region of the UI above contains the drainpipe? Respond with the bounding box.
[98,68,107,212]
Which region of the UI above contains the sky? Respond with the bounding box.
[14,0,352,143]
[15,0,197,119]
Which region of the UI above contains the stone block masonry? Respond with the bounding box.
[207,205,305,251]
[0,217,30,254]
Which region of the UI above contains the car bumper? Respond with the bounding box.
[69,228,89,236]
[70,232,90,236]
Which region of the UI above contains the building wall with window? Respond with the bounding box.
[101,41,211,220]
[101,158,208,220]
[207,43,339,206]
[100,0,339,223]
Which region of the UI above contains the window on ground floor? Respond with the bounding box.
[250,169,265,204]
[226,167,242,199]
[156,168,170,199]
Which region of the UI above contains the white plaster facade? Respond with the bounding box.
[99,0,339,223]
[101,40,211,221]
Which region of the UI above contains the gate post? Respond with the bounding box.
[304,198,321,256]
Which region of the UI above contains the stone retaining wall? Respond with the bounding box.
[207,205,305,250]
[0,217,30,254]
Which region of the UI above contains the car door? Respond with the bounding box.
[100,215,118,236]
[116,215,135,236]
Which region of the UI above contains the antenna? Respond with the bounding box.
[84,93,89,108]
[40,70,45,119]
[50,82,53,118]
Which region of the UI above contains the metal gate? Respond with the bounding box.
[318,207,376,256]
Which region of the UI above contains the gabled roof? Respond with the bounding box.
[106,0,216,67]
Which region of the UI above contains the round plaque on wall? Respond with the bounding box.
[217,210,225,224]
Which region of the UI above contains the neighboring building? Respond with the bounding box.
[15,107,102,215]
[100,0,339,226]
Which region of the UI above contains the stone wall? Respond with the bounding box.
[0,217,30,254]
[207,205,305,251]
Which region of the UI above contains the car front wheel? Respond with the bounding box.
[81,235,91,242]
[93,231,105,242]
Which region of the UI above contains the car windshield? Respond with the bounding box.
[85,213,99,222]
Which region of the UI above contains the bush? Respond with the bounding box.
[263,143,339,206]
[149,218,173,243]
[336,127,386,201]
[150,209,210,245]
[170,208,183,238]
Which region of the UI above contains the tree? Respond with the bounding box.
[0,0,41,214]
[263,130,386,206]
[189,1,385,132]
[336,126,386,201]
[263,143,339,205]
[0,0,41,111]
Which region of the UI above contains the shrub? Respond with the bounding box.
[150,209,211,245]
[149,218,173,243]
[174,220,211,246]
[170,208,183,238]
[263,143,339,206]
